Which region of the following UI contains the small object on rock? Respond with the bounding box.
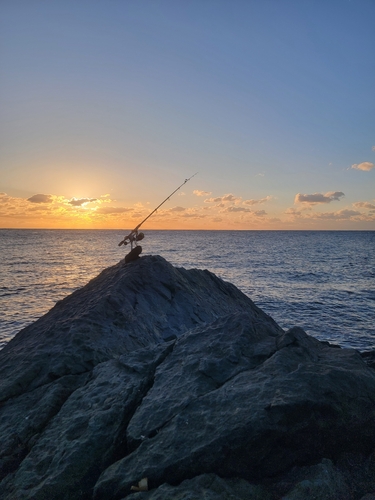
[130,477,148,492]
[125,245,142,263]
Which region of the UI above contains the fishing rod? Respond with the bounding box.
[118,172,198,246]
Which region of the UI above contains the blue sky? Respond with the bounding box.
[1,0,374,229]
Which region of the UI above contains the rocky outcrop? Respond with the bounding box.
[0,255,375,499]
[0,255,271,402]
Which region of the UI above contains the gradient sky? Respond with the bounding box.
[1,0,374,230]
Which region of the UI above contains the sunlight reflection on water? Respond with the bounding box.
[0,229,374,351]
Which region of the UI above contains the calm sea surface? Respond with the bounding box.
[0,229,374,351]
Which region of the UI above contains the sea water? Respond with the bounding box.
[0,229,374,351]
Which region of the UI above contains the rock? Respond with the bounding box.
[361,350,375,370]
[278,459,350,500]
[0,255,271,401]
[1,255,375,500]
[129,473,272,499]
[0,344,173,500]
[93,322,375,499]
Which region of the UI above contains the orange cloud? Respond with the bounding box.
[244,196,272,206]
[286,206,372,222]
[68,198,97,207]
[353,201,375,210]
[95,207,134,214]
[193,190,211,196]
[168,206,186,212]
[351,162,374,171]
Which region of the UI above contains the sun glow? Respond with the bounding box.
[1,186,374,230]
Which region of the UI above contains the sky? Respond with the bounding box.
[1,0,374,230]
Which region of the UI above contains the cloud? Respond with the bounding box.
[294,191,345,204]
[0,192,12,203]
[372,146,375,152]
[285,207,302,216]
[311,209,361,220]
[351,162,374,171]
[353,201,375,210]
[225,206,252,213]
[168,206,186,212]
[205,197,222,203]
[68,197,97,207]
[181,213,206,219]
[205,193,241,203]
[222,194,239,202]
[193,190,211,196]
[286,206,365,221]
[27,194,53,203]
[244,196,272,206]
[96,207,133,214]
[95,194,113,204]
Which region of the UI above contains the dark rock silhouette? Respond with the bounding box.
[0,255,374,499]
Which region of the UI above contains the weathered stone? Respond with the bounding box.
[0,344,173,500]
[279,459,350,500]
[1,255,375,500]
[0,256,271,401]
[0,373,88,481]
[93,322,375,499]
[335,451,375,499]
[128,473,273,499]
[361,350,375,370]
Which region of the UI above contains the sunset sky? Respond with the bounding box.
[1,0,374,230]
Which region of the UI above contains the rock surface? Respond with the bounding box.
[0,255,375,499]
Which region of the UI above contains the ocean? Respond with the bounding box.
[0,229,374,352]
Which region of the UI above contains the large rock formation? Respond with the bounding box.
[0,255,374,499]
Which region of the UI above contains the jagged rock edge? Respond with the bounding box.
[111,341,176,459]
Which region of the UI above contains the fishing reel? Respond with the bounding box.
[118,231,145,246]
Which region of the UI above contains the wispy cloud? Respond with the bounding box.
[253,210,267,217]
[353,201,375,210]
[310,209,361,220]
[68,197,97,207]
[205,193,241,203]
[27,194,53,203]
[181,213,206,219]
[244,196,272,206]
[168,206,186,212]
[294,192,345,204]
[95,207,133,214]
[351,162,374,171]
[224,206,252,213]
[193,190,211,196]
[285,206,372,221]
[285,207,302,216]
